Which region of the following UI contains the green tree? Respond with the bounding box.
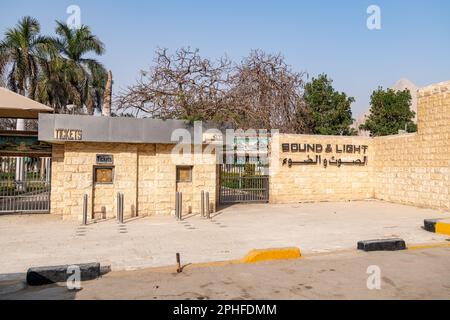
[0,16,54,97]
[35,55,82,113]
[360,87,416,136]
[303,74,356,136]
[0,17,108,116]
[54,21,107,114]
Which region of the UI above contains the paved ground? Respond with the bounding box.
[0,200,449,276]
[2,247,450,300]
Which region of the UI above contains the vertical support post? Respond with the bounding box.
[201,190,205,218]
[82,194,88,225]
[120,193,124,224]
[45,157,51,183]
[175,192,178,220]
[15,120,25,192]
[176,253,182,273]
[176,192,182,221]
[117,192,121,223]
[206,192,210,219]
[178,192,183,221]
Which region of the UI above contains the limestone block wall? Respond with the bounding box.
[60,142,138,221]
[270,135,374,204]
[51,142,217,221]
[137,144,217,217]
[270,81,450,210]
[49,144,65,216]
[373,81,450,210]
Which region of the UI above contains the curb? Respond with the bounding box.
[357,239,407,252]
[424,219,450,236]
[241,247,302,264]
[408,243,450,251]
[26,263,106,286]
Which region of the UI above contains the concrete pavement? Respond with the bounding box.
[2,247,450,300]
[0,200,449,276]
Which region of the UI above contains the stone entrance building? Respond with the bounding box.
[36,81,450,221]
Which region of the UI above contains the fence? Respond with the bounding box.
[219,164,269,204]
[0,156,51,213]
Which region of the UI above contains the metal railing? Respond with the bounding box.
[0,157,51,213]
[219,164,269,204]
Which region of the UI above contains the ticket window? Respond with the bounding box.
[176,166,193,183]
[94,166,115,184]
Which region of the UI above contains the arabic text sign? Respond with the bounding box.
[281,143,369,168]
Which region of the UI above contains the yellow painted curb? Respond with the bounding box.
[241,247,302,264]
[408,243,450,251]
[436,222,450,236]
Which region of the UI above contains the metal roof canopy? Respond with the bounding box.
[0,87,53,119]
[38,114,219,144]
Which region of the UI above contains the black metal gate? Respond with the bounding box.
[0,156,51,213]
[219,164,269,204]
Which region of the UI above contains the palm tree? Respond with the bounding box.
[86,61,107,115]
[0,16,54,97]
[0,17,108,116]
[35,55,82,113]
[0,16,55,190]
[54,21,107,114]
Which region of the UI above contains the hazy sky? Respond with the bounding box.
[1,0,449,118]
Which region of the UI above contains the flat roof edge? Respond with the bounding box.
[38,114,198,144]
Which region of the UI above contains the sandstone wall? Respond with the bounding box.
[51,142,216,221]
[270,135,374,204]
[373,81,450,210]
[49,144,65,216]
[269,82,449,210]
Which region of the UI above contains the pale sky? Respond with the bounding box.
[1,0,449,118]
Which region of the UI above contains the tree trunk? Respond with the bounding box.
[86,99,95,115]
[102,71,113,117]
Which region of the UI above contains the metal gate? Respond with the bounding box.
[219,164,269,204]
[0,156,51,213]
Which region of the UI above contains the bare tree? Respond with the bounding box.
[116,47,232,121]
[115,48,310,133]
[229,50,307,132]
